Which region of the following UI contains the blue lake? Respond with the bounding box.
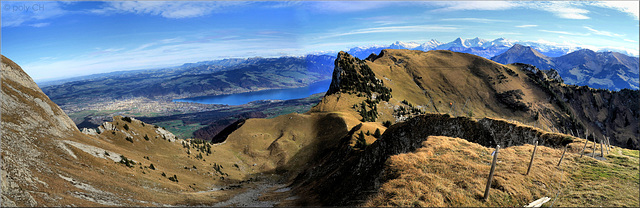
[173,79,331,105]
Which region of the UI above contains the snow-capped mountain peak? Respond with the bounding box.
[389,41,420,49]
[416,39,444,50]
[344,37,637,62]
[466,37,488,47]
[482,37,516,48]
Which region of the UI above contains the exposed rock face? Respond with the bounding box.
[293,114,573,206]
[326,52,347,95]
[95,115,177,142]
[1,56,78,135]
[81,128,98,136]
[97,122,117,133]
[543,68,563,82]
[155,127,176,142]
[325,51,390,101]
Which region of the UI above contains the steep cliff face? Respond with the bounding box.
[326,51,391,100]
[2,55,81,206]
[554,86,639,149]
[1,56,78,135]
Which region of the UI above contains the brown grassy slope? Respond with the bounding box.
[3,54,226,206]
[367,49,565,127]
[365,136,639,207]
[311,50,563,132]
[222,112,348,175]
[57,115,260,206]
[1,55,302,206]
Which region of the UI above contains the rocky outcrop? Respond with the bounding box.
[81,128,98,136]
[95,116,177,142]
[326,52,347,95]
[97,122,117,133]
[543,68,563,82]
[325,51,390,101]
[155,127,176,142]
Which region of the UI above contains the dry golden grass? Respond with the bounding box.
[223,112,348,174]
[364,49,572,131]
[365,136,639,207]
[15,114,291,206]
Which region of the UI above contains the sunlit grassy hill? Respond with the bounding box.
[367,136,639,207]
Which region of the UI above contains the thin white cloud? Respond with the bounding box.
[354,15,411,26]
[490,32,522,36]
[539,29,588,36]
[624,39,638,43]
[516,24,538,28]
[592,1,639,20]
[441,18,509,23]
[428,1,519,12]
[29,22,50,28]
[317,25,459,39]
[92,1,247,18]
[428,1,590,20]
[534,2,590,19]
[584,26,624,37]
[304,1,398,13]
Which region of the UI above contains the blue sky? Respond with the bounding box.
[2,1,638,81]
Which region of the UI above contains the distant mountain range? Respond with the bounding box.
[39,37,638,103]
[41,55,335,105]
[345,37,637,59]
[492,44,639,91]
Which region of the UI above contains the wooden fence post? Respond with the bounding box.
[558,145,567,166]
[484,145,500,201]
[600,138,604,157]
[580,138,588,158]
[608,137,611,151]
[526,141,538,175]
[591,134,597,158]
[585,129,589,140]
